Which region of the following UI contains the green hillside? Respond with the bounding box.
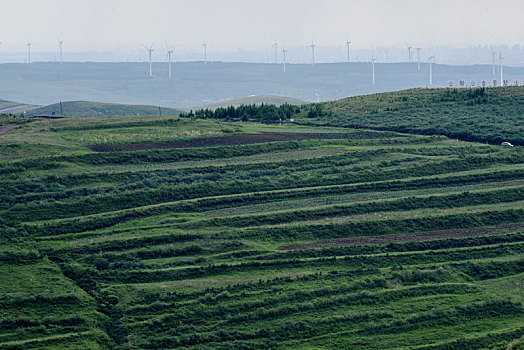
[0,100,39,115]
[0,97,523,349]
[25,101,183,117]
[199,95,306,110]
[301,87,524,145]
[0,100,20,110]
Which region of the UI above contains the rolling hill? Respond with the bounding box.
[184,86,524,145]
[0,88,523,349]
[25,100,183,117]
[0,99,39,114]
[0,99,20,110]
[6,87,524,146]
[309,86,524,145]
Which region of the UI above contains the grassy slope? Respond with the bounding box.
[0,108,523,349]
[25,101,183,117]
[0,100,20,110]
[4,95,302,117]
[304,86,524,145]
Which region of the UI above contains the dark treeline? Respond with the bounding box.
[179,103,304,121]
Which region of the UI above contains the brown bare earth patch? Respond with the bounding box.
[88,131,389,152]
[0,124,20,136]
[278,223,524,250]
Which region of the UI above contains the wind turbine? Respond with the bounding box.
[143,44,154,77]
[346,36,351,63]
[415,47,421,70]
[27,42,31,64]
[309,41,316,66]
[428,56,435,85]
[165,42,174,80]
[491,49,496,75]
[282,47,287,72]
[58,39,63,64]
[370,52,377,85]
[202,41,207,64]
[499,52,504,86]
[273,42,278,64]
[407,46,412,62]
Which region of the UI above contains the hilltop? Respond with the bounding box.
[0,99,39,114]
[180,86,524,145]
[0,96,303,117]
[6,87,523,145]
[25,100,183,117]
[311,87,524,145]
[0,100,21,110]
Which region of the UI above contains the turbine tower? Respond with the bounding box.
[370,53,377,86]
[309,41,316,66]
[202,42,207,64]
[428,56,435,85]
[282,47,287,72]
[165,42,174,80]
[346,36,351,63]
[273,42,278,64]
[415,47,421,70]
[491,50,496,75]
[143,44,154,77]
[407,46,412,62]
[58,39,63,64]
[27,42,31,64]
[499,53,504,86]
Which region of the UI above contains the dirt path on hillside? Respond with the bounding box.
[278,223,524,250]
[0,104,37,114]
[0,124,20,136]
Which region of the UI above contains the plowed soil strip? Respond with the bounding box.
[88,132,369,152]
[278,223,524,250]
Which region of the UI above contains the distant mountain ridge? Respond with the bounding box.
[1,61,523,108]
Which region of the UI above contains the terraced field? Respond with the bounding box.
[0,111,523,349]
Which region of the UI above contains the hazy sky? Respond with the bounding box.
[1,0,523,52]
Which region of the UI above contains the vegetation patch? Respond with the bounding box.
[1,90,523,349]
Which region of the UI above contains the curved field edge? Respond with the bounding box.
[0,105,523,349]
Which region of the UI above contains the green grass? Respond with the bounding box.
[1,95,523,349]
[24,100,184,118]
[306,86,524,145]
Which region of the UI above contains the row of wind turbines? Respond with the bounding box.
[22,40,63,64]
[15,39,509,86]
[139,39,424,79]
